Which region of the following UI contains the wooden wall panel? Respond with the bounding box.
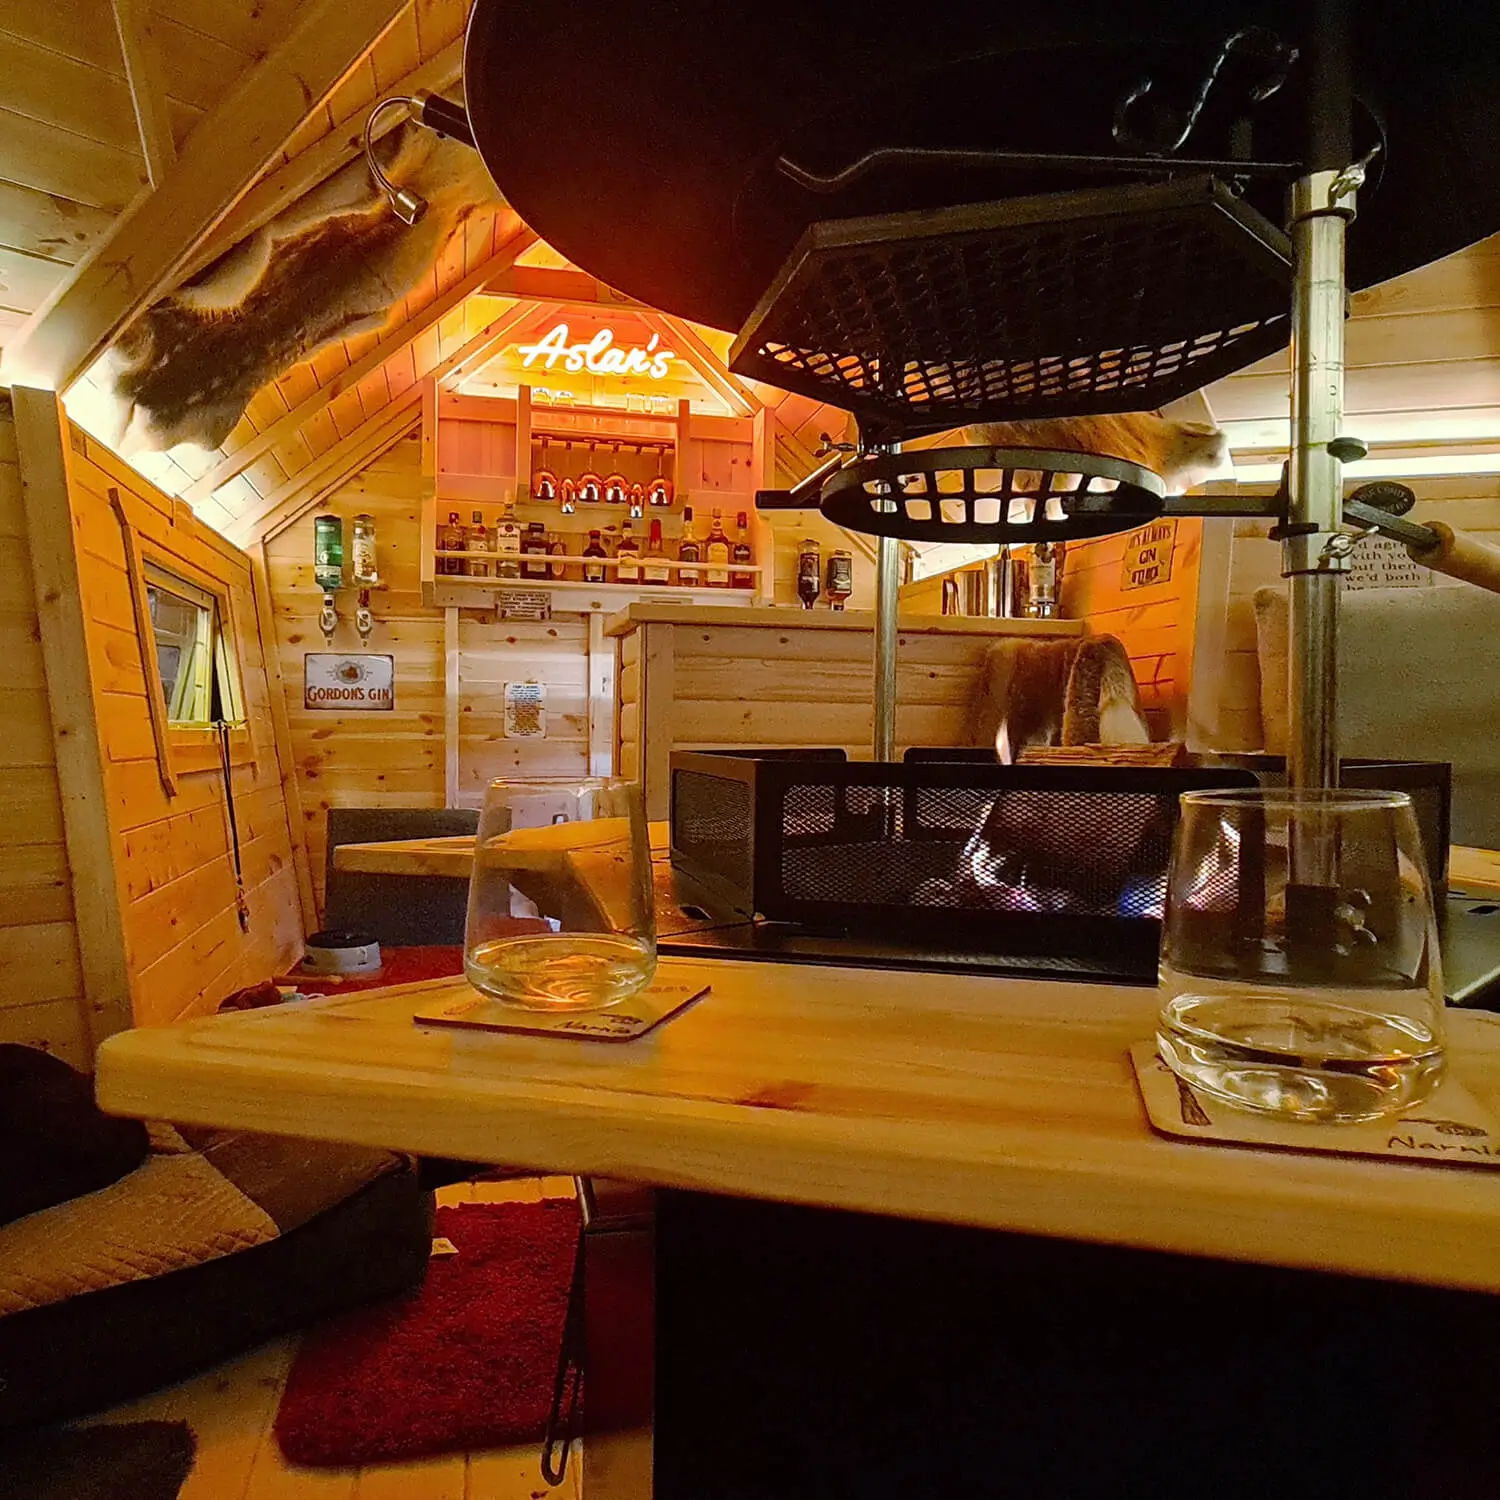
[1058,519,1205,741]
[1193,479,1500,751]
[266,435,598,914]
[0,396,91,1067]
[66,432,304,1024]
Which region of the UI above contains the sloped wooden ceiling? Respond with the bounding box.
[1,0,1496,545]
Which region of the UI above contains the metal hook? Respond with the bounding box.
[1113,27,1299,157]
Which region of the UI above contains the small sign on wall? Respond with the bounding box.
[1346,534,1432,590]
[503,681,546,737]
[304,653,394,710]
[1120,519,1177,591]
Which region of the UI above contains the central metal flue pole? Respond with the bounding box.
[873,532,901,760]
[1283,0,1357,793]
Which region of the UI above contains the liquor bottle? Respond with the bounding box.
[547,531,568,580]
[351,513,379,587]
[616,521,641,584]
[1026,540,1066,619]
[582,529,608,584]
[797,537,822,609]
[437,510,466,577]
[314,514,345,591]
[466,508,494,578]
[521,521,550,579]
[825,549,853,610]
[704,508,731,587]
[495,501,522,580]
[677,507,701,585]
[731,511,754,590]
[643,518,671,584]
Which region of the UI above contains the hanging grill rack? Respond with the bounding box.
[728,176,1294,435]
[812,445,1167,544]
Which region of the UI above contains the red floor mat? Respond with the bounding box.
[274,1197,579,1467]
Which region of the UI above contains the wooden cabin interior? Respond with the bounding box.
[3,2,1500,1496]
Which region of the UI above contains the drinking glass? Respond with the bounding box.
[464,778,656,1010]
[1156,789,1444,1123]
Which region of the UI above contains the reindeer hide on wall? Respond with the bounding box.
[103,126,501,453]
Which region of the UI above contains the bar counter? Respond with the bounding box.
[606,602,1083,817]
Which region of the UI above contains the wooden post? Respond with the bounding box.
[12,387,134,1047]
[640,623,675,821]
[587,612,615,777]
[444,606,461,807]
[515,384,533,503]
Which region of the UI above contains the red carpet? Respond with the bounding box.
[274,1197,580,1467]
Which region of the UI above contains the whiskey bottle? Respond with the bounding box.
[467,509,494,578]
[616,521,641,584]
[731,511,754,590]
[797,537,822,609]
[677,507,702,586]
[521,521,550,579]
[704,508,731,587]
[582,529,608,584]
[548,531,568,580]
[643,518,671,585]
[438,510,466,576]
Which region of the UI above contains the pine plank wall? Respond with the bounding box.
[265,432,592,912]
[0,396,92,1066]
[66,433,304,1025]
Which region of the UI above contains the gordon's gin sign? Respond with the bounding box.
[304,653,394,711]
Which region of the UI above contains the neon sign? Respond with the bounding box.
[516,322,674,380]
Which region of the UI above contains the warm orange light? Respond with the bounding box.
[517,322,674,380]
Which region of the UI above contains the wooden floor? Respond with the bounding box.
[78,1178,583,1500]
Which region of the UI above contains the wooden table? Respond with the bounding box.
[96,956,1500,1294]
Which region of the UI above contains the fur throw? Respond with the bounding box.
[104,124,500,452]
[972,635,1151,760]
[908,411,1229,495]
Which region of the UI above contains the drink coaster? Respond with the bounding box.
[414,979,710,1041]
[1130,1042,1500,1169]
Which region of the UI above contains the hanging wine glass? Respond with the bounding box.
[603,443,628,506]
[647,442,672,508]
[559,476,578,514]
[627,479,646,519]
[533,435,556,501]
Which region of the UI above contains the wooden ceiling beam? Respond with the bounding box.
[1,0,410,394]
[480,265,643,307]
[178,36,464,287]
[642,312,760,419]
[183,223,538,505]
[110,0,176,187]
[428,302,539,387]
[226,390,423,548]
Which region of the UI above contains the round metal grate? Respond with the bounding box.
[729,176,1291,437]
[819,446,1166,543]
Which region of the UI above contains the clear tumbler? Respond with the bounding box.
[464,777,656,1010]
[1157,788,1444,1123]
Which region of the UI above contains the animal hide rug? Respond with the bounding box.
[104,124,500,452]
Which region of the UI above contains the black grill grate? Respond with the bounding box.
[818,444,1165,543]
[671,769,754,912]
[728,176,1292,435]
[669,752,1256,961]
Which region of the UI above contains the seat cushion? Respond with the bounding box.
[0,1131,432,1428]
[0,1046,148,1229]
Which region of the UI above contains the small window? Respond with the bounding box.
[144,566,242,725]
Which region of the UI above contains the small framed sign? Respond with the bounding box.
[1346,534,1431,591]
[503,681,546,737]
[304,653,394,711]
[1120,519,1177,591]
